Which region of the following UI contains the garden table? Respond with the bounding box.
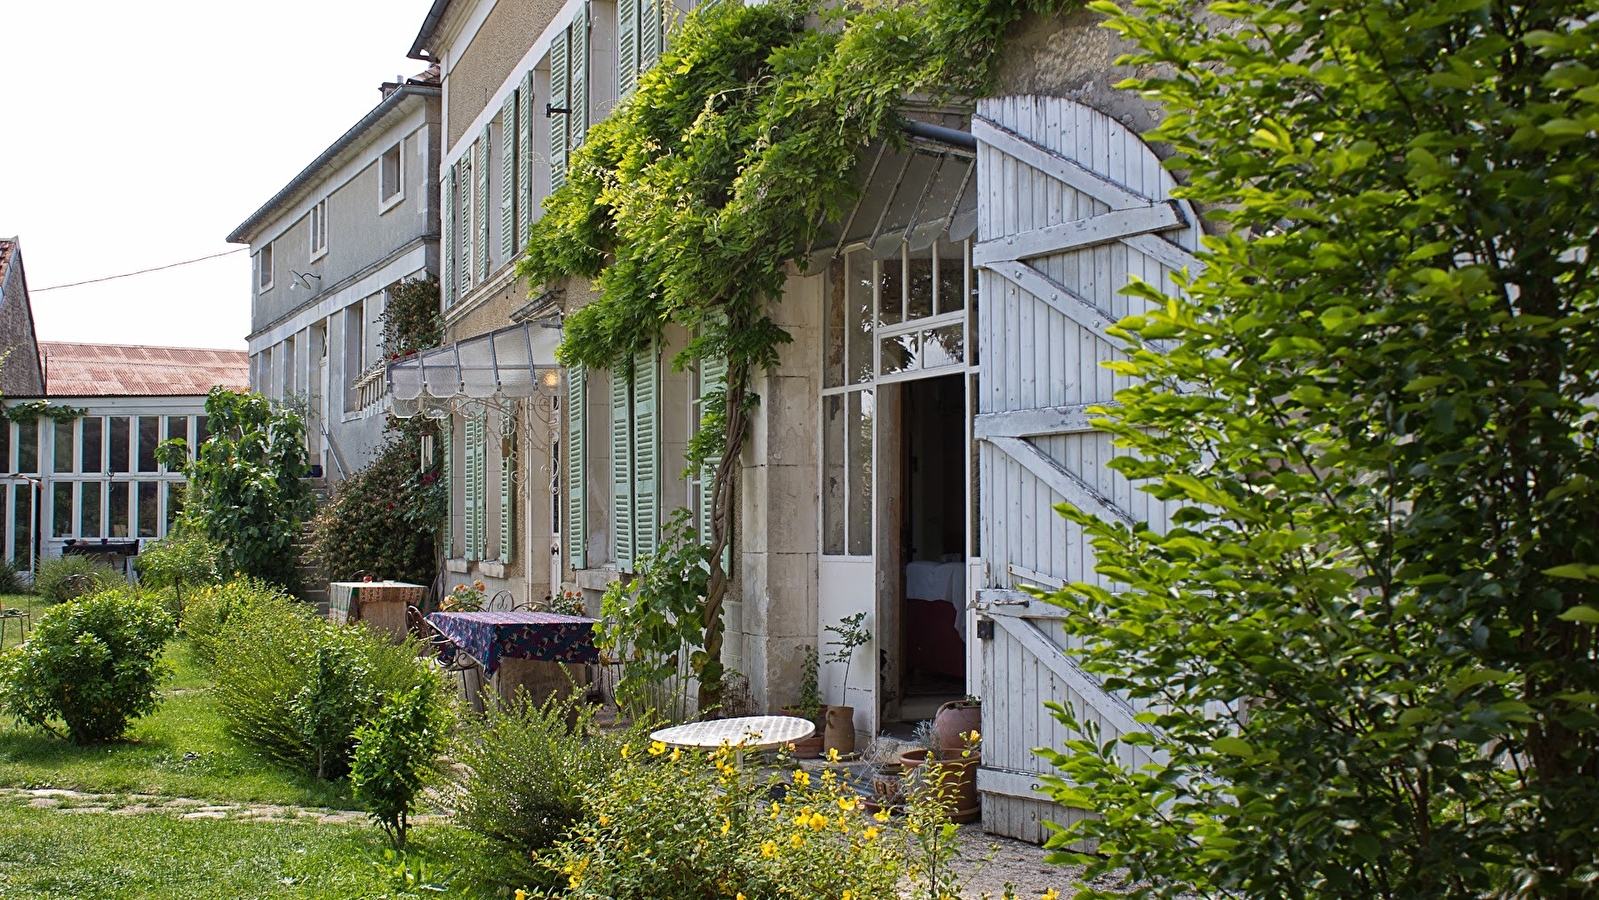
[328,581,427,640]
[650,715,816,760]
[426,610,600,708]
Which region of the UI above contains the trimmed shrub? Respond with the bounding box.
[353,684,450,848]
[210,592,443,779]
[134,529,227,621]
[31,554,120,605]
[452,694,644,862]
[0,589,176,743]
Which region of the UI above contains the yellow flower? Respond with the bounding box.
[670,747,682,763]
[792,769,811,786]
[761,840,778,858]
[863,826,880,841]
[873,810,891,823]
[808,812,829,830]
[649,740,667,756]
[843,892,854,900]
[837,796,858,812]
[620,744,630,759]
[721,818,732,836]
[820,769,837,784]
[738,894,747,900]
[770,801,781,818]
[789,832,804,847]
[1041,891,1060,900]
[827,747,841,763]
[516,892,528,900]
[598,814,611,826]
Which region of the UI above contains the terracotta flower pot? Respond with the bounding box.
[933,700,981,757]
[823,704,856,755]
[904,750,982,824]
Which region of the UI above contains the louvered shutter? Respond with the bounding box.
[459,151,474,294]
[610,365,634,571]
[697,354,726,544]
[476,126,491,280]
[632,344,660,557]
[518,69,536,244]
[550,30,570,191]
[569,3,589,147]
[567,364,588,570]
[640,0,662,74]
[500,91,518,261]
[443,164,457,308]
[618,0,638,98]
[499,407,516,563]
[442,417,455,555]
[462,415,478,560]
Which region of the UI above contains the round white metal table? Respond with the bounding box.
[650,715,815,762]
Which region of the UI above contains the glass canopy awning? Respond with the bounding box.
[387,320,562,418]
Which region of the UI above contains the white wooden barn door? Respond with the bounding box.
[971,95,1204,842]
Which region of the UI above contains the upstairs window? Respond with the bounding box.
[309,199,328,259]
[257,243,274,290]
[380,141,403,207]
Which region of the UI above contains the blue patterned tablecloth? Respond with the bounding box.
[426,611,600,674]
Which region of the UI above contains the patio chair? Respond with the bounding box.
[0,605,29,646]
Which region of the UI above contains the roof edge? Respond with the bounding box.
[408,0,453,60]
[226,83,442,245]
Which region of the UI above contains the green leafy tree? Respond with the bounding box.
[1038,2,1599,898]
[352,683,449,849]
[159,388,314,589]
[309,435,442,585]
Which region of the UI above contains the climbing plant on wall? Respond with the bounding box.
[520,0,1076,710]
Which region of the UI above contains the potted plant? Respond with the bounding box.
[822,612,871,754]
[858,735,906,814]
[932,696,981,756]
[901,725,982,823]
[782,645,826,758]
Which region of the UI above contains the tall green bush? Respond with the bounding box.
[1038,2,1599,898]
[159,388,313,589]
[134,529,227,621]
[352,685,450,849]
[181,577,297,666]
[0,590,176,743]
[309,435,442,585]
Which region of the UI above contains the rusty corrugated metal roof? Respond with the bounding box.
[39,342,249,397]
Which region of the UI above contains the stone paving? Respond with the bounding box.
[0,787,446,827]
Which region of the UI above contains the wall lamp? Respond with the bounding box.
[290,270,322,291]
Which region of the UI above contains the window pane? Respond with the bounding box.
[53,483,73,537]
[53,420,73,472]
[138,482,158,537]
[17,423,37,474]
[0,422,10,474]
[921,324,964,369]
[877,254,904,327]
[196,416,210,447]
[167,417,188,456]
[822,394,845,555]
[81,482,102,538]
[907,244,934,321]
[14,485,32,564]
[934,237,966,315]
[109,418,130,474]
[847,251,873,385]
[847,389,873,556]
[81,418,103,473]
[880,333,916,377]
[110,482,129,537]
[824,260,845,390]
[138,417,160,472]
[166,483,185,531]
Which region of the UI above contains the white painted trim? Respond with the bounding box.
[981,259,1121,348]
[972,202,1184,267]
[976,766,1052,802]
[378,137,407,214]
[973,404,1101,440]
[248,245,429,352]
[985,435,1133,526]
[989,612,1142,737]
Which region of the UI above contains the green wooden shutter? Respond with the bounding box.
[518,69,536,244]
[632,344,660,558]
[499,407,516,563]
[697,354,726,544]
[500,91,518,261]
[463,415,479,561]
[443,164,457,308]
[610,365,634,571]
[476,126,491,281]
[567,364,588,570]
[442,417,455,556]
[569,3,589,147]
[618,0,638,98]
[640,0,662,74]
[459,151,474,294]
[550,29,570,191]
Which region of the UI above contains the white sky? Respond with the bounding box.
[0,0,437,351]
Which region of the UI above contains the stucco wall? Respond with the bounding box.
[446,0,566,151]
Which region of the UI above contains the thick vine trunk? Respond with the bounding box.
[697,357,750,713]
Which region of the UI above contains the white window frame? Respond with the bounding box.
[379,140,405,213]
[257,243,274,291]
[309,199,328,261]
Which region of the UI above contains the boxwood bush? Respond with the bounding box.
[0,589,177,743]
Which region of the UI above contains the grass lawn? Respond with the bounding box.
[0,802,500,899]
[0,636,353,808]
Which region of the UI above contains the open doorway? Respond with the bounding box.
[894,372,968,724]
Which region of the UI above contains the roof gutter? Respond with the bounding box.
[226,83,442,244]
[901,117,977,152]
[408,0,453,60]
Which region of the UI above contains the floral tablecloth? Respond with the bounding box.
[425,611,599,674]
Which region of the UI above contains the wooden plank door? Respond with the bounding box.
[972,95,1205,842]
